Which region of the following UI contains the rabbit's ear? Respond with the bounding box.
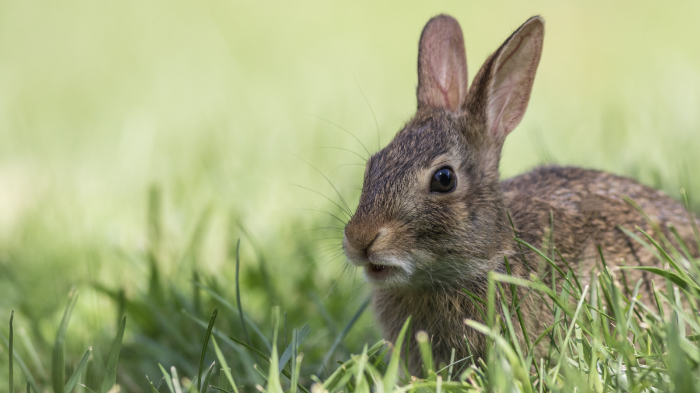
[416,15,469,112]
[466,16,544,141]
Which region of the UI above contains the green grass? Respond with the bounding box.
[1,0,700,392]
[4,196,700,392]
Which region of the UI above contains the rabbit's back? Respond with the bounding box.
[503,166,699,296]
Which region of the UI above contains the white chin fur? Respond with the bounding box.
[363,256,415,287]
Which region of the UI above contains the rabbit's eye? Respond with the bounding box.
[430,167,456,193]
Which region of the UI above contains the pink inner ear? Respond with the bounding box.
[428,39,465,111]
[488,76,516,137]
[417,15,468,111]
[486,23,542,139]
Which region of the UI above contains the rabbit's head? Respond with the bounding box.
[343,15,544,289]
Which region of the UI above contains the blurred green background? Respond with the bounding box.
[1,0,699,390]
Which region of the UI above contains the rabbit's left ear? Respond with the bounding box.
[467,16,544,141]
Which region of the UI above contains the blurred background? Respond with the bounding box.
[1,0,699,391]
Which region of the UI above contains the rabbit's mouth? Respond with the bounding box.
[366,262,398,280]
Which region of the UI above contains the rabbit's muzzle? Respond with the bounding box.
[343,226,414,286]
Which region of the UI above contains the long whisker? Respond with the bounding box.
[291,183,352,220]
[353,75,380,151]
[298,227,345,233]
[286,150,354,217]
[287,207,347,225]
[331,163,366,175]
[306,146,368,163]
[302,112,371,158]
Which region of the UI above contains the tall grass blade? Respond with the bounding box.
[290,354,303,393]
[383,317,411,392]
[551,285,589,380]
[18,327,49,381]
[9,310,14,393]
[316,297,370,376]
[159,364,175,393]
[465,320,532,393]
[620,266,699,292]
[147,185,163,303]
[198,309,218,392]
[416,331,434,376]
[101,316,126,393]
[290,329,299,393]
[322,340,385,389]
[64,348,91,393]
[278,323,310,374]
[171,367,183,393]
[233,237,258,365]
[266,307,283,393]
[0,328,40,393]
[53,289,79,393]
[235,222,278,305]
[200,361,215,393]
[194,282,270,349]
[211,337,239,393]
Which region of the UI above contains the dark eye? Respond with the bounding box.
[430,167,456,193]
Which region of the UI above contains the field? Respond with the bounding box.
[1,1,700,392]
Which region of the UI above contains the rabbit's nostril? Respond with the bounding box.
[361,231,380,257]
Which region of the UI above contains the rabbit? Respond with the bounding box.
[342,14,700,376]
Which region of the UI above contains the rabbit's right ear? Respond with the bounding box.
[466,16,544,142]
[416,15,469,112]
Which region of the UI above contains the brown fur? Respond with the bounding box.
[342,14,700,376]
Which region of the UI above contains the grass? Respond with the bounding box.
[1,0,700,392]
[4,189,700,392]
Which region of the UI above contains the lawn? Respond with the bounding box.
[1,1,700,392]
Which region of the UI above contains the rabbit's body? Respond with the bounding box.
[372,165,699,374]
[341,14,700,376]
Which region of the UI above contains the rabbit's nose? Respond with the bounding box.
[343,227,380,266]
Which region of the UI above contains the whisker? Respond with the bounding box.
[353,75,380,151]
[330,163,366,175]
[301,112,371,158]
[286,150,354,217]
[298,227,345,233]
[291,183,353,220]
[306,146,368,163]
[279,207,347,225]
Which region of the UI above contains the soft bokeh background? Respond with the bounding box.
[1,0,699,390]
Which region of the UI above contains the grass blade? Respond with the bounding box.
[159,364,175,393]
[322,340,385,389]
[0,329,41,393]
[465,320,532,393]
[384,317,411,392]
[53,289,79,393]
[290,354,303,393]
[211,337,239,393]
[620,266,700,292]
[233,238,258,364]
[64,347,91,393]
[267,307,283,393]
[278,324,310,374]
[9,310,14,393]
[171,367,183,393]
[201,361,215,393]
[551,285,590,379]
[316,297,370,376]
[416,331,434,376]
[198,309,218,392]
[101,316,126,393]
[194,282,270,350]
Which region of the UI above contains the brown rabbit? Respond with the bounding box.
[342,14,700,376]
